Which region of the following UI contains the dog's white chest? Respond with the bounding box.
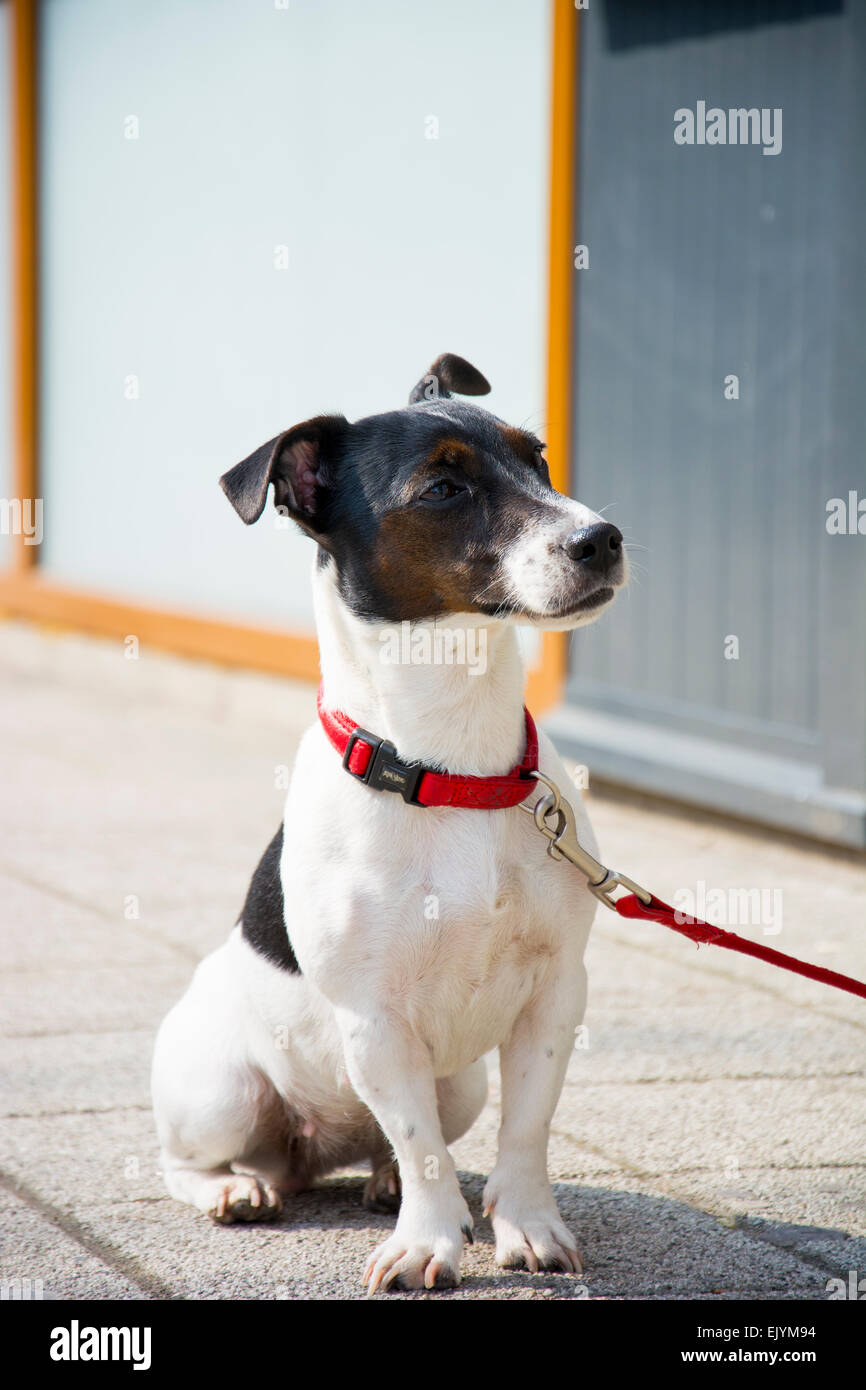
[282,757,593,1077]
[405,875,559,1074]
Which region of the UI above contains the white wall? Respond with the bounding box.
[39,0,551,629]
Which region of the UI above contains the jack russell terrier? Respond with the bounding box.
[151,354,627,1293]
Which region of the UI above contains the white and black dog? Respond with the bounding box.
[151,354,627,1292]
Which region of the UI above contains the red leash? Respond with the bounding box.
[522,770,866,1004]
[318,690,866,1003]
[615,891,866,1001]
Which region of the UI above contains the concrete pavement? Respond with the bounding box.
[1,621,864,1300]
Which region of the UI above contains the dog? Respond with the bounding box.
[151,353,627,1292]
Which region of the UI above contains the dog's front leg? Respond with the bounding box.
[483,948,585,1275]
[336,1010,473,1293]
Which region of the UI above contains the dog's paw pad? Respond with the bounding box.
[209,1175,282,1224]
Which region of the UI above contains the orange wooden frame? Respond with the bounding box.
[0,569,321,678]
[526,0,578,713]
[9,0,37,575]
[1,0,578,705]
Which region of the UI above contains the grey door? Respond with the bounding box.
[547,0,866,846]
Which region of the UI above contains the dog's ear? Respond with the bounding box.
[408,353,491,405]
[219,415,347,533]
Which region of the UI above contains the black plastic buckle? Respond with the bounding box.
[342,729,425,805]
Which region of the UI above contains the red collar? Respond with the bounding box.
[316,682,538,809]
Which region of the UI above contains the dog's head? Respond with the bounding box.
[220,353,626,628]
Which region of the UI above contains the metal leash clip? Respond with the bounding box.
[521,771,652,911]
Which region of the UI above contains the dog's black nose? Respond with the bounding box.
[562,522,623,573]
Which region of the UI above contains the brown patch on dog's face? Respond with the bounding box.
[392,436,484,501]
[498,424,549,483]
[349,419,554,620]
[361,434,499,616]
[421,436,481,473]
[369,507,499,618]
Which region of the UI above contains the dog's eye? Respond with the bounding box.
[419,479,465,503]
[532,444,550,479]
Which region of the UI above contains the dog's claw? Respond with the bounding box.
[416,1260,459,1292]
[363,1225,464,1293]
[484,1187,582,1276]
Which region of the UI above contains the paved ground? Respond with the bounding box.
[1,620,864,1301]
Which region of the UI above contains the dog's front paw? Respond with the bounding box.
[363,1199,473,1293]
[208,1174,282,1225]
[483,1175,582,1274]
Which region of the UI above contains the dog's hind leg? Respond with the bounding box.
[152,940,289,1224]
[154,1051,287,1223]
[363,1139,401,1213]
[162,1164,283,1224]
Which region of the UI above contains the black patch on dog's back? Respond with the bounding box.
[240,825,300,973]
